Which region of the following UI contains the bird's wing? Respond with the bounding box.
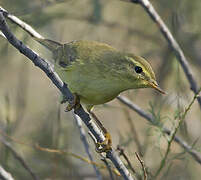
[54,40,117,70]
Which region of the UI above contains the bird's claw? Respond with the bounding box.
[64,93,80,112]
[95,132,112,153]
[60,98,67,104]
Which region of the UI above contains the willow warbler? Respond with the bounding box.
[34,38,165,111]
[31,38,165,152]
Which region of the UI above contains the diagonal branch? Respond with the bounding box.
[0,138,38,180]
[73,113,102,180]
[126,0,201,109]
[0,11,134,180]
[117,96,201,165]
[0,165,15,180]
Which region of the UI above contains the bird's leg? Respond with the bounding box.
[60,95,68,104]
[61,93,80,111]
[89,111,112,153]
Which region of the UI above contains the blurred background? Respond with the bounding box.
[0,0,201,179]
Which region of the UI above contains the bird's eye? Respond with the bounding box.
[135,66,143,73]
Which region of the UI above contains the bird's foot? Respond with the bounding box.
[96,132,112,153]
[65,93,80,111]
[60,95,68,104]
[89,111,112,153]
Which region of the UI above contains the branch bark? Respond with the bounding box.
[0,165,15,180]
[73,113,102,180]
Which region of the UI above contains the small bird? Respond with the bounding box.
[34,38,165,152]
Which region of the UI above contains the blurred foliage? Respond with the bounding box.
[0,0,201,179]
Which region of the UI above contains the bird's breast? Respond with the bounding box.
[55,62,126,106]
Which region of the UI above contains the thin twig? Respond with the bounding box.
[4,94,11,135]
[117,96,201,165]
[0,165,14,180]
[117,145,136,174]
[135,152,147,180]
[125,0,201,109]
[0,7,43,39]
[123,108,143,157]
[35,143,121,176]
[154,88,201,178]
[0,129,120,177]
[0,138,38,180]
[101,157,115,180]
[0,11,134,180]
[73,113,102,180]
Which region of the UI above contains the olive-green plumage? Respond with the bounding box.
[35,38,164,111]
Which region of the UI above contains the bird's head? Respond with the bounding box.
[115,54,165,94]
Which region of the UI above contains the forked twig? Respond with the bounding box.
[154,89,201,178]
[117,146,136,174]
[117,96,201,165]
[135,152,147,180]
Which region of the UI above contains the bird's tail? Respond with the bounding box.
[33,37,62,52]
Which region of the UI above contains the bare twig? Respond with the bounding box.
[154,88,201,178]
[123,108,143,157]
[0,138,38,180]
[101,157,115,180]
[4,94,11,135]
[117,145,136,174]
[0,128,120,177]
[0,165,14,180]
[117,96,201,165]
[35,144,121,176]
[135,152,147,180]
[125,0,201,109]
[73,113,102,180]
[0,10,134,180]
[0,7,43,39]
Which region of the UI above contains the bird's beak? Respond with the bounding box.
[149,81,166,94]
